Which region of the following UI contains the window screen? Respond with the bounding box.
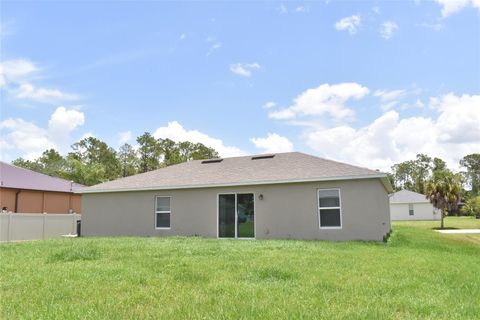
[155,196,171,228]
[318,189,342,228]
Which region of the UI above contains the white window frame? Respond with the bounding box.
[408,203,414,216]
[155,196,172,230]
[318,188,342,229]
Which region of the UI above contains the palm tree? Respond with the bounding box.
[425,171,462,229]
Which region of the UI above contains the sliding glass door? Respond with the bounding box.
[218,194,235,238]
[218,193,254,239]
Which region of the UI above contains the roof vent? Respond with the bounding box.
[251,154,275,160]
[201,159,223,164]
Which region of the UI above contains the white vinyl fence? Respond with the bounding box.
[0,213,80,242]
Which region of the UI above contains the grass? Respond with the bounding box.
[394,216,480,245]
[1,217,479,319]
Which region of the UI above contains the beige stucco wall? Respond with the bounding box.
[82,178,390,241]
[0,188,16,211]
[0,188,82,214]
[390,202,440,221]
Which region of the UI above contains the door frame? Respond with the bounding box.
[216,192,256,239]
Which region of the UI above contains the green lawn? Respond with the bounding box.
[1,217,479,319]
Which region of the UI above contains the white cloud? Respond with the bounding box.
[335,15,361,34]
[79,132,95,141]
[303,93,480,171]
[153,121,246,157]
[179,33,186,40]
[0,19,15,38]
[279,4,288,14]
[374,89,406,102]
[372,6,381,14]
[0,118,55,160]
[380,21,398,39]
[118,130,133,144]
[263,101,277,109]
[435,0,480,17]
[374,89,407,111]
[0,138,13,150]
[250,133,294,153]
[229,63,261,77]
[269,82,369,121]
[0,59,38,87]
[206,36,222,56]
[47,106,85,148]
[15,83,77,102]
[414,99,425,109]
[295,6,308,13]
[431,93,480,143]
[417,22,444,31]
[0,106,86,160]
[0,58,78,103]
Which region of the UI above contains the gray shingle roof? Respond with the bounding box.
[389,190,428,203]
[80,152,390,194]
[0,161,84,193]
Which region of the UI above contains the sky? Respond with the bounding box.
[1,0,479,172]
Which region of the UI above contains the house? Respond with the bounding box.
[0,161,83,214]
[389,189,440,221]
[79,152,393,241]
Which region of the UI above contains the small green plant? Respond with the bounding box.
[461,196,480,218]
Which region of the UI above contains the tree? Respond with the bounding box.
[65,157,107,186]
[159,139,220,166]
[461,196,480,218]
[460,154,480,197]
[37,149,68,178]
[70,137,120,181]
[391,161,414,191]
[136,132,162,173]
[390,154,433,193]
[189,142,219,160]
[159,138,182,166]
[11,158,43,172]
[118,143,138,177]
[412,154,432,194]
[12,149,67,178]
[425,170,462,229]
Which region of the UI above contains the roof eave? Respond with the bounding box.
[77,173,389,194]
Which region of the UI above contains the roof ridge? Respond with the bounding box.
[0,161,84,186]
[296,152,384,174]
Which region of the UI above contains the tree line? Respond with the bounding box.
[11,136,479,225]
[12,132,219,186]
[388,153,480,226]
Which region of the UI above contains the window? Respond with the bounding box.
[408,203,414,216]
[155,196,171,229]
[318,189,342,228]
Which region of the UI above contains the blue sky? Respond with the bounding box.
[1,0,479,171]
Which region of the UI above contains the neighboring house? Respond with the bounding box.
[79,152,392,241]
[389,190,440,221]
[0,162,83,214]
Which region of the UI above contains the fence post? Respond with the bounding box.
[72,214,76,235]
[42,213,47,240]
[7,214,12,242]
